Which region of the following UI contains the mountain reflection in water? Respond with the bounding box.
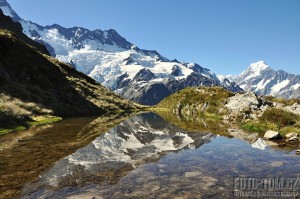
[3,112,299,199]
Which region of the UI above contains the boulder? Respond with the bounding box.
[288,136,299,142]
[285,132,298,138]
[263,130,281,140]
[296,150,300,155]
[225,92,260,112]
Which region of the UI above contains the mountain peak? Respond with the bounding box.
[248,61,269,72]
[0,0,21,21]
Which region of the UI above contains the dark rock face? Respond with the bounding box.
[170,65,182,76]
[0,0,21,21]
[116,68,243,105]
[135,83,171,106]
[44,25,133,50]
[0,10,49,55]
[115,73,176,105]
[132,68,156,82]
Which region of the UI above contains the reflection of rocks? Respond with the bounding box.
[22,113,215,198]
[288,136,299,142]
[251,138,282,150]
[252,138,267,150]
[264,140,278,147]
[271,161,284,167]
[228,129,258,143]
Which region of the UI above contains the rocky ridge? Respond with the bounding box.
[157,86,300,150]
[0,0,243,105]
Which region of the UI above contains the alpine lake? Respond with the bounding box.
[1,112,300,199]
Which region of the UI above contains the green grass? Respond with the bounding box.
[279,126,300,137]
[26,116,62,127]
[240,108,300,137]
[0,116,62,136]
[155,109,228,135]
[0,126,26,135]
[157,86,233,117]
[241,121,278,135]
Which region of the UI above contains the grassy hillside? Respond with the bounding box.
[0,29,144,134]
[155,87,234,134]
[157,86,300,139]
[157,86,234,117]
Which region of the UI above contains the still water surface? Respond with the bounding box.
[1,112,299,199]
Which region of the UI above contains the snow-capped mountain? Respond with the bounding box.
[0,0,242,105]
[229,61,300,99]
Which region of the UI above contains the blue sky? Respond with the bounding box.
[7,0,300,75]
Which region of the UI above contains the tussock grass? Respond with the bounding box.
[265,96,300,106]
[260,108,298,128]
[241,108,300,137]
[157,86,233,117]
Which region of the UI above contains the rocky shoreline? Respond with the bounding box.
[157,87,300,154]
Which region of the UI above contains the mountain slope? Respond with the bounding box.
[0,10,141,132]
[229,61,300,99]
[0,9,49,55]
[0,0,242,105]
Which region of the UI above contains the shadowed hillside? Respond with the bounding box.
[0,11,143,134]
[0,10,49,55]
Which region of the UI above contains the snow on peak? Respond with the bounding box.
[217,75,226,82]
[248,61,269,72]
[0,0,21,21]
[241,61,270,81]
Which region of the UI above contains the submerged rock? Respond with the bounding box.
[263,130,281,140]
[185,171,202,178]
